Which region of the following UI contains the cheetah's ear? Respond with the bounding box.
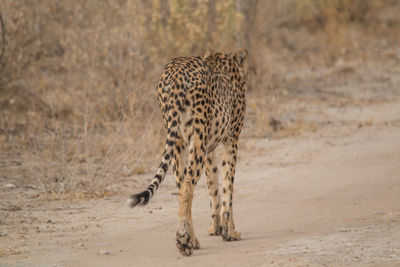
[233,48,248,67]
[202,50,213,60]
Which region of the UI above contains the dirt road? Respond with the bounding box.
[2,61,400,266]
[2,97,400,266]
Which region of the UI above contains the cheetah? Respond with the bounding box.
[128,49,248,256]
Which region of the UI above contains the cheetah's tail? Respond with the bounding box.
[127,126,177,208]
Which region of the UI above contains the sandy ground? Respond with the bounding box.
[1,65,400,266]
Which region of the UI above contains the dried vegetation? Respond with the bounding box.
[0,0,399,196]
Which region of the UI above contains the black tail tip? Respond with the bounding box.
[127,191,150,208]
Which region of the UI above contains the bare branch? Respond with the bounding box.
[0,11,5,61]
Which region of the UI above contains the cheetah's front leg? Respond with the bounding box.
[205,151,221,235]
[220,139,241,241]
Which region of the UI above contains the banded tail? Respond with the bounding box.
[128,111,178,208]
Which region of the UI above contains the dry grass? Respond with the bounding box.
[0,0,399,196]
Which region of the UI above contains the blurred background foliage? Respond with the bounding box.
[0,0,399,195]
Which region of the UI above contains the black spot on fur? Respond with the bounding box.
[161,162,168,172]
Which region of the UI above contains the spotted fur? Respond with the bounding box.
[128,49,248,256]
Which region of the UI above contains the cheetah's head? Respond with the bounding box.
[232,48,248,84]
[203,49,248,90]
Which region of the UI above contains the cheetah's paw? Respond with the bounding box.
[176,232,194,256]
